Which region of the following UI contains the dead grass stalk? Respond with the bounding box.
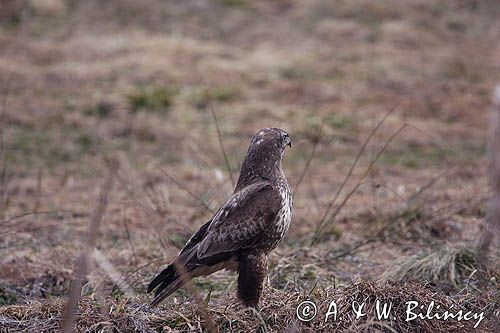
[61,162,116,333]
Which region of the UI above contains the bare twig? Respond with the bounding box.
[61,164,116,333]
[209,100,235,188]
[315,106,396,230]
[317,163,466,259]
[329,202,425,260]
[34,168,43,214]
[123,211,138,263]
[114,166,209,245]
[0,137,9,219]
[432,196,488,226]
[0,73,14,125]
[406,162,458,207]
[0,75,12,219]
[170,260,218,332]
[149,223,219,331]
[308,182,323,212]
[205,178,229,206]
[115,171,161,214]
[121,257,168,287]
[329,189,474,261]
[158,167,214,213]
[312,123,407,245]
[187,138,219,168]
[294,118,324,192]
[1,209,72,225]
[478,84,500,273]
[311,103,466,246]
[92,248,136,298]
[311,106,397,245]
[404,123,458,157]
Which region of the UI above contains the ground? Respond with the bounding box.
[0,0,499,332]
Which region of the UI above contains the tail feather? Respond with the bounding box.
[147,248,236,306]
[147,265,175,293]
[148,263,189,306]
[147,249,198,306]
[150,278,184,306]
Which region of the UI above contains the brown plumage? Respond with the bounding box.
[148,128,293,307]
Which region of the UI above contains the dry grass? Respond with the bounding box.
[0,280,497,332]
[1,0,500,332]
[379,245,486,286]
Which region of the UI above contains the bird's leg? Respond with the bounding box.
[237,252,268,308]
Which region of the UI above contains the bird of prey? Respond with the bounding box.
[148,127,293,307]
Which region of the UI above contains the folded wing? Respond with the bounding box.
[196,181,281,258]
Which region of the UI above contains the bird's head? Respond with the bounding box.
[235,128,292,190]
[249,127,292,154]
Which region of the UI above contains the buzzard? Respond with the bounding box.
[148,128,293,307]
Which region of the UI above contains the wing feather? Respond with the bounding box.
[196,181,281,259]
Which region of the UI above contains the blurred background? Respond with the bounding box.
[0,0,499,331]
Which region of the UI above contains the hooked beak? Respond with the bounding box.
[285,135,292,148]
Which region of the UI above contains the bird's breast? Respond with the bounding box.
[264,185,292,251]
[277,186,293,235]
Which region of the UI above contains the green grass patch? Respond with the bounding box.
[380,145,453,168]
[217,0,247,7]
[6,125,98,170]
[189,87,241,109]
[7,129,52,168]
[127,86,177,113]
[76,133,93,153]
[454,248,477,277]
[296,113,357,147]
[84,101,114,118]
[278,65,319,80]
[303,269,316,280]
[0,286,18,306]
[326,114,356,130]
[400,206,427,224]
[164,317,182,329]
[193,279,225,292]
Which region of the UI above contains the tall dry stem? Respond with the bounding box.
[478,85,500,271]
[209,100,235,188]
[61,162,116,333]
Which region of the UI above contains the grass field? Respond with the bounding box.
[0,0,499,332]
